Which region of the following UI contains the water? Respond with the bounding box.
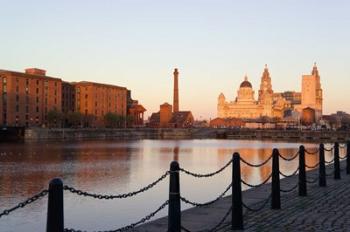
[0,139,338,232]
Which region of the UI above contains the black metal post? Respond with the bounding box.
[46,178,64,232]
[168,161,181,232]
[271,149,281,209]
[232,153,243,230]
[347,141,350,175]
[298,146,307,197]
[334,142,341,180]
[319,144,326,187]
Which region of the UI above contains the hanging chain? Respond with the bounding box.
[324,147,334,152]
[305,149,319,155]
[0,190,48,218]
[242,194,271,212]
[279,167,299,178]
[240,155,272,168]
[279,151,299,161]
[179,159,232,178]
[305,163,319,169]
[180,183,232,207]
[325,158,335,164]
[64,200,169,232]
[64,171,169,200]
[241,173,272,188]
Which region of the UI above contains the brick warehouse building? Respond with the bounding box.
[0,68,62,127]
[0,68,145,128]
[73,81,128,127]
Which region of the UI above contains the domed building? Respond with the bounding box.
[217,65,292,120]
[217,64,323,122]
[218,75,262,119]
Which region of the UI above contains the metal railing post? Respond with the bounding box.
[46,178,64,232]
[232,153,243,230]
[298,146,307,197]
[168,161,181,232]
[271,149,281,209]
[319,144,326,187]
[334,142,341,179]
[347,141,350,175]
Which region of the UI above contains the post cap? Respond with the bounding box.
[170,161,180,171]
[49,178,63,187]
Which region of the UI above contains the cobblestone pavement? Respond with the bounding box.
[220,163,350,232]
[138,162,350,232]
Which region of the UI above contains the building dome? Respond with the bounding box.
[240,76,252,88]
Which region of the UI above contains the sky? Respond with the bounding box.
[1,0,349,119]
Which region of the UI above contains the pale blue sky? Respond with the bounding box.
[1,0,349,119]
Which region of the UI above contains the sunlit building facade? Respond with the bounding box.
[0,68,62,127]
[217,63,323,122]
[0,68,145,128]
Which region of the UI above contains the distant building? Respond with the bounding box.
[295,63,323,120]
[73,81,128,127]
[148,68,194,128]
[322,111,350,129]
[0,68,145,128]
[149,103,194,128]
[193,120,209,128]
[209,117,245,128]
[217,63,323,123]
[62,81,75,114]
[277,91,301,105]
[301,107,316,126]
[0,68,62,127]
[218,65,289,119]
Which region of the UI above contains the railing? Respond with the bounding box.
[1,141,350,232]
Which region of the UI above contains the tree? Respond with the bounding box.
[82,114,95,128]
[125,115,134,127]
[65,112,82,128]
[104,112,119,128]
[47,109,63,128]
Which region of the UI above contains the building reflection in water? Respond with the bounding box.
[0,139,321,231]
[0,141,135,198]
[173,146,179,162]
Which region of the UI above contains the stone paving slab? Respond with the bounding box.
[136,161,348,232]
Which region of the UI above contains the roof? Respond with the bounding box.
[169,111,193,124]
[240,80,252,88]
[240,76,252,88]
[129,104,146,112]
[149,112,160,122]
[0,69,61,81]
[73,81,127,90]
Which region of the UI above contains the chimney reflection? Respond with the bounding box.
[173,146,179,162]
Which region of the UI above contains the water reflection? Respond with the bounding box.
[0,139,340,232]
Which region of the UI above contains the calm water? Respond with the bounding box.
[0,139,339,232]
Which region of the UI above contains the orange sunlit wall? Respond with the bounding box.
[74,82,128,126]
[0,69,62,127]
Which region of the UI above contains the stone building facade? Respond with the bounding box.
[217,64,323,122]
[295,63,323,120]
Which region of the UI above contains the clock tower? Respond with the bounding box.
[258,64,274,117]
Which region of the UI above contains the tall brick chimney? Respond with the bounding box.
[173,68,179,112]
